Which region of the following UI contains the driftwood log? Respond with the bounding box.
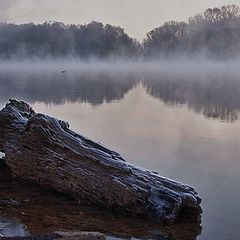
[0,99,202,223]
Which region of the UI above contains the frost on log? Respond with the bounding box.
[0,99,202,223]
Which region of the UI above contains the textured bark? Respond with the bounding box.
[0,99,202,223]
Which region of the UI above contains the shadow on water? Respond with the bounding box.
[0,158,201,240]
[0,69,240,122]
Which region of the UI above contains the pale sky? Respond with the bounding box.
[1,0,240,40]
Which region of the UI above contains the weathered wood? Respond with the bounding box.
[0,99,201,223]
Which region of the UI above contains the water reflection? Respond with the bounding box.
[0,161,201,239]
[0,217,29,237]
[0,71,139,105]
[0,69,240,122]
[143,72,240,122]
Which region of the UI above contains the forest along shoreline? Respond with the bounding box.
[0,5,239,60]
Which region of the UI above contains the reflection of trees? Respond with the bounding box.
[0,71,138,105]
[143,73,240,122]
[1,70,240,122]
[192,105,238,123]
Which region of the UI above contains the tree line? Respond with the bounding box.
[144,4,240,58]
[0,21,140,59]
[0,4,240,59]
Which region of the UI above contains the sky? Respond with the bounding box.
[1,0,240,40]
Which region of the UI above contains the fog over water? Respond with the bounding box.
[1,58,240,122]
[1,57,240,74]
[1,60,240,240]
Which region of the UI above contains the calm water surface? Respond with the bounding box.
[0,65,240,240]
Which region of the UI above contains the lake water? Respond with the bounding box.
[0,62,240,240]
